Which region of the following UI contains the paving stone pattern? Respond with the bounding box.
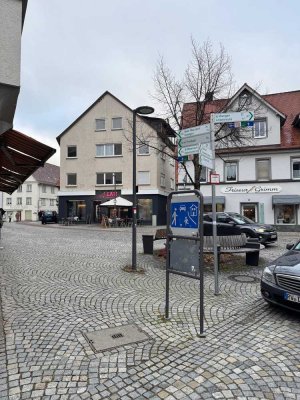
[0,223,299,399]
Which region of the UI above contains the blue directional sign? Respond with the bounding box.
[170,201,199,229]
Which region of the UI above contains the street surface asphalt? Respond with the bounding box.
[0,222,299,399]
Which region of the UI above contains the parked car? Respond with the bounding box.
[203,212,277,245]
[261,240,300,311]
[42,211,58,224]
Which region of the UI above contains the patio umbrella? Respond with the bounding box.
[100,196,133,207]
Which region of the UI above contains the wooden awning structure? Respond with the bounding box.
[0,129,56,194]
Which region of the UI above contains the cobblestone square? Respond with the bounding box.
[0,223,299,399]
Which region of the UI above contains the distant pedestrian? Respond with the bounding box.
[8,215,11,223]
[41,212,47,225]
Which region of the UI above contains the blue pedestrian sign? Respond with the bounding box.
[171,201,199,229]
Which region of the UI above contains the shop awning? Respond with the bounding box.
[203,196,225,205]
[0,129,56,195]
[272,195,300,205]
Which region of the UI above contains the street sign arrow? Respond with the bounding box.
[214,111,254,124]
[180,132,211,148]
[178,144,200,157]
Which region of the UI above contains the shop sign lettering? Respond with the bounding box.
[221,185,282,194]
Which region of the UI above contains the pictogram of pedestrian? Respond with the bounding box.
[172,208,178,225]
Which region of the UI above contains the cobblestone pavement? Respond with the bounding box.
[0,223,299,400]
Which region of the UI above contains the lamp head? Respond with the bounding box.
[134,106,154,115]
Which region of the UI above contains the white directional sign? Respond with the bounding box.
[177,124,211,139]
[178,144,200,157]
[199,153,214,170]
[213,111,254,124]
[180,134,210,148]
[199,142,213,158]
[177,124,211,156]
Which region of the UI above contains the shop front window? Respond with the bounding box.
[67,200,87,221]
[138,199,153,222]
[203,203,225,213]
[275,205,296,225]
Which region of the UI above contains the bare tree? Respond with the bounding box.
[151,38,259,190]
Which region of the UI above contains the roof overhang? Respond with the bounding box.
[0,129,56,195]
[272,195,300,205]
[204,196,225,205]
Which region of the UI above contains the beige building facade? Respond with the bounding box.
[57,92,176,225]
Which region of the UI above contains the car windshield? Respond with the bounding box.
[294,242,300,251]
[228,213,255,225]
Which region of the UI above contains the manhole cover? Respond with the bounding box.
[83,324,150,353]
[228,275,260,283]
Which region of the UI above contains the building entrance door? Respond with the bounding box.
[241,203,258,222]
[25,210,32,221]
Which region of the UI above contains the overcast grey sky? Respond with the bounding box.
[14,0,300,165]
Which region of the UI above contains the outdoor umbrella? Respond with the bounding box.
[100,196,133,207]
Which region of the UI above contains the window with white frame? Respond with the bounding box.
[67,145,77,158]
[96,172,122,185]
[26,197,32,205]
[41,198,46,206]
[170,178,175,190]
[95,118,106,131]
[6,198,12,205]
[17,197,22,205]
[51,186,55,194]
[96,143,122,157]
[225,162,238,182]
[138,142,150,155]
[292,158,300,180]
[50,199,55,206]
[42,185,46,193]
[138,171,150,185]
[26,184,32,192]
[253,119,267,138]
[17,185,22,192]
[256,158,271,181]
[112,117,122,130]
[67,173,77,186]
[160,173,166,187]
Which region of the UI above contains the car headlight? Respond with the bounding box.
[262,265,276,284]
[253,228,265,233]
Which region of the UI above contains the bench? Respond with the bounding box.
[143,230,261,266]
[203,234,261,266]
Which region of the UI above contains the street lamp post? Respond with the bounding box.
[132,105,154,270]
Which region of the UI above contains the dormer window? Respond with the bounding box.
[253,119,267,138]
[239,92,252,107]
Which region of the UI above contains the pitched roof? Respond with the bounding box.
[263,90,300,148]
[56,91,175,145]
[32,163,60,186]
[182,84,300,149]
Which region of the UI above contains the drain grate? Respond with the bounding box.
[83,323,150,353]
[111,333,124,339]
[228,274,260,283]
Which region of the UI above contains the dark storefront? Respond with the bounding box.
[58,192,168,225]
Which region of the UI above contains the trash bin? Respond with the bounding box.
[142,235,154,254]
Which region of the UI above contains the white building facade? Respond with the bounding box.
[2,163,59,221]
[56,91,176,225]
[178,84,300,230]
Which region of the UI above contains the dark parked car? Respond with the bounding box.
[203,212,277,245]
[261,240,300,311]
[42,211,58,224]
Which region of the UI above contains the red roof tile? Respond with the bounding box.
[182,89,300,149]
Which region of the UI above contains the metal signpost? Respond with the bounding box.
[165,190,205,337]
[210,110,254,295]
